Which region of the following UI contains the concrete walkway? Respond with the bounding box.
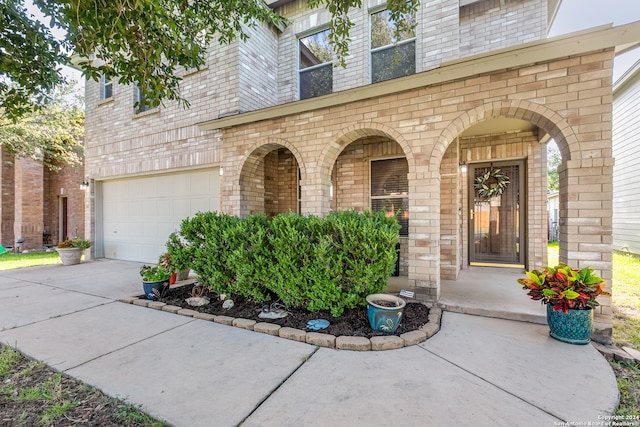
[0,260,619,427]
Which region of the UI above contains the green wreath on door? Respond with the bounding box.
[474,168,510,198]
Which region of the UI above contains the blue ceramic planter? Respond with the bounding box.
[366,294,406,334]
[143,280,169,301]
[546,305,593,345]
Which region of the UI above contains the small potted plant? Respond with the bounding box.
[158,252,178,285]
[517,263,610,345]
[56,238,91,266]
[140,264,171,300]
[366,293,406,333]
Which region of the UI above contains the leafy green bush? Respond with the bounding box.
[167,210,400,316]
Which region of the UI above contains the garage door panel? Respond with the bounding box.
[101,169,220,263]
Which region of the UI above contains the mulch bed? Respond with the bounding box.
[158,283,431,338]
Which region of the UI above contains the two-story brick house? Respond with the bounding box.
[83,0,640,343]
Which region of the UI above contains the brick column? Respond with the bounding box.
[13,158,44,250]
[560,157,613,343]
[0,150,15,247]
[408,166,441,302]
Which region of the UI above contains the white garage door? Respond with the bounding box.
[101,168,220,263]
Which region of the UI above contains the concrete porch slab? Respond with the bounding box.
[440,266,547,324]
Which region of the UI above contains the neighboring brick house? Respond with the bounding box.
[83,0,640,343]
[613,58,640,256]
[0,150,85,251]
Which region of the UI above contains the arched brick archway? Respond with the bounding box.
[424,100,611,315]
[430,100,579,168]
[235,138,306,217]
[313,122,416,216]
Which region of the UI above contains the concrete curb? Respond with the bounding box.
[120,297,443,351]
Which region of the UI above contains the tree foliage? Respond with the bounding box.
[547,140,561,193]
[0,0,66,121]
[0,81,84,172]
[1,0,419,117]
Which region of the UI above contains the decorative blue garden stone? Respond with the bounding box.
[307,319,330,331]
[366,294,406,334]
[546,304,593,345]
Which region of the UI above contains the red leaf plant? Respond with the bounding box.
[517,263,611,313]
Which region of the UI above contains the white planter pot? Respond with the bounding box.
[56,247,83,266]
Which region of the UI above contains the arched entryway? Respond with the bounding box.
[237,140,305,218]
[432,100,612,338]
[318,124,415,282]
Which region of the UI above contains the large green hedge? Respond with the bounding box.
[167,210,400,316]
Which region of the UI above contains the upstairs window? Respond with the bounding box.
[133,85,151,113]
[299,29,333,100]
[99,74,113,100]
[371,157,409,236]
[370,9,416,84]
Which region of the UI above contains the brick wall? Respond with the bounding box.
[219,48,614,313]
[83,0,551,183]
[0,150,84,249]
[439,138,460,280]
[13,158,44,250]
[239,24,280,111]
[45,165,86,244]
[459,0,547,57]
[0,150,14,247]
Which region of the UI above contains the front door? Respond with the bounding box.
[469,161,525,267]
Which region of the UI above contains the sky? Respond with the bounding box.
[549,0,640,81]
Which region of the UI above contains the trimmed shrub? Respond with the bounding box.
[166,210,400,316]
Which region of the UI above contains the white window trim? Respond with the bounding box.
[99,74,113,101]
[297,27,334,100]
[369,8,417,83]
[132,85,159,116]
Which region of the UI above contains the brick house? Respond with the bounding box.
[0,151,85,251]
[83,0,640,343]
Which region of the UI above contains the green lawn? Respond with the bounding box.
[0,252,60,271]
[612,253,640,351]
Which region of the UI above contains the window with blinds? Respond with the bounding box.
[371,157,409,236]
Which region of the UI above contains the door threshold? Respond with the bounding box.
[470,262,525,268]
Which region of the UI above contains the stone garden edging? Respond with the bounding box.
[119,297,442,351]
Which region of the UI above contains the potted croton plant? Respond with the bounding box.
[56,238,91,266]
[517,263,610,345]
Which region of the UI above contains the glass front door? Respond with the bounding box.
[469,161,525,266]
